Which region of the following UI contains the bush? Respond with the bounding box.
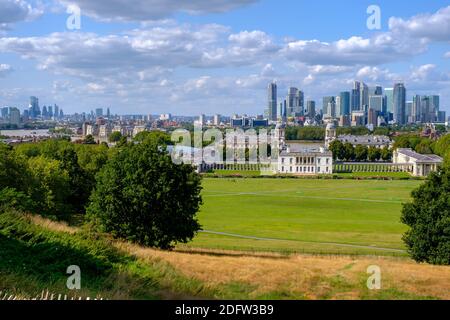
[401,166,450,265]
[87,136,202,249]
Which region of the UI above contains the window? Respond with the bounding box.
[326,167,329,172]
[318,167,321,173]
[282,166,284,172]
[282,158,285,164]
[326,158,329,164]
[318,158,321,164]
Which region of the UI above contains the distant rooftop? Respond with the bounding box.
[397,148,443,163]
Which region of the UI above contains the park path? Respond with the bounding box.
[200,230,406,253]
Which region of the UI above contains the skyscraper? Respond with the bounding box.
[96,108,103,118]
[412,95,421,123]
[385,88,394,115]
[360,82,369,110]
[323,96,335,116]
[266,82,277,121]
[351,82,361,111]
[286,87,303,117]
[339,92,350,116]
[29,96,40,119]
[393,83,406,125]
[306,100,316,118]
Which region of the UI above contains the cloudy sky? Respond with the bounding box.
[0,0,449,116]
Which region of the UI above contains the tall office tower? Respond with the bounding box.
[29,96,40,119]
[360,82,369,110]
[9,107,20,126]
[1,107,8,119]
[278,101,287,121]
[306,100,316,118]
[405,101,413,123]
[335,96,341,117]
[48,105,53,118]
[368,108,377,127]
[430,95,439,121]
[327,100,336,118]
[420,96,435,122]
[95,108,103,118]
[385,88,394,118]
[322,96,335,116]
[54,104,59,120]
[286,87,299,117]
[213,114,221,126]
[412,95,421,123]
[339,91,350,116]
[351,82,361,111]
[266,82,278,121]
[59,109,64,119]
[369,95,385,113]
[42,105,48,119]
[297,90,304,116]
[393,83,406,125]
[107,108,111,118]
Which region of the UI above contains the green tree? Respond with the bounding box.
[380,147,392,161]
[414,139,433,154]
[343,143,355,161]
[367,146,381,162]
[329,140,344,160]
[401,167,450,265]
[109,131,122,143]
[354,145,368,162]
[27,156,71,216]
[84,134,96,144]
[87,138,202,249]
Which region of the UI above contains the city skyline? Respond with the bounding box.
[0,0,449,115]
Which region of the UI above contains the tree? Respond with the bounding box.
[380,147,392,161]
[109,131,122,143]
[343,143,355,161]
[87,138,202,249]
[84,134,96,144]
[401,167,450,265]
[354,145,368,162]
[414,139,433,154]
[329,140,344,160]
[367,146,381,162]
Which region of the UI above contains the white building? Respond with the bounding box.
[393,148,443,177]
[278,147,333,175]
[277,122,333,175]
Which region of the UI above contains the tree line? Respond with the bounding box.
[0,131,202,250]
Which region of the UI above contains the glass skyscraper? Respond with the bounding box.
[393,83,406,125]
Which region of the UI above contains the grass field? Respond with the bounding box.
[2,211,449,300]
[184,178,423,256]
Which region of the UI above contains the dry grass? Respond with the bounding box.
[25,214,78,234]
[31,215,450,300]
[117,242,450,300]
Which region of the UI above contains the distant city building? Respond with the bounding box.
[306,100,316,118]
[393,83,406,125]
[95,108,103,118]
[339,91,350,116]
[266,82,278,121]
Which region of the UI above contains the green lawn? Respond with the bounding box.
[185,178,423,256]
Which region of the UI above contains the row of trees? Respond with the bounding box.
[328,140,392,162]
[0,131,203,250]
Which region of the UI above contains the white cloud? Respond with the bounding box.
[444,51,450,59]
[0,0,42,30]
[389,6,450,42]
[56,0,257,21]
[0,63,12,76]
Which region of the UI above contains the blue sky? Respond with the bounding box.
[0,0,449,116]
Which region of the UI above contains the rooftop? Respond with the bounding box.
[397,148,443,163]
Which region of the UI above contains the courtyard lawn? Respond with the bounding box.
[183,178,423,256]
[334,172,416,179]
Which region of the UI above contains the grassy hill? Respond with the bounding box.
[1,210,449,300]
